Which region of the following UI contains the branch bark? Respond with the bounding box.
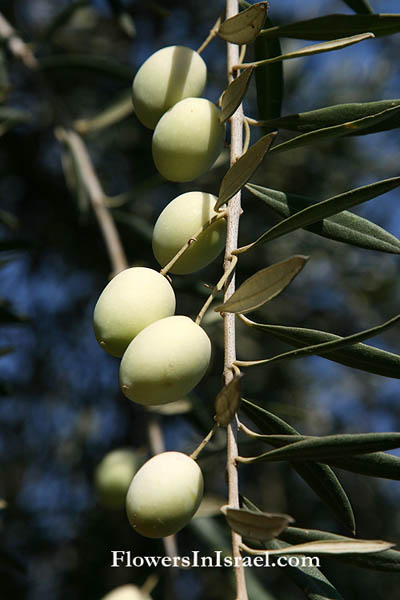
[224,1,248,599]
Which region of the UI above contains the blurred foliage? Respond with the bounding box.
[0,1,399,599]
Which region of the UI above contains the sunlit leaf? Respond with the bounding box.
[239,432,400,464]
[39,1,89,41]
[243,33,374,68]
[221,505,294,541]
[242,176,400,250]
[216,132,276,209]
[215,374,243,426]
[252,99,400,135]
[260,13,400,41]
[218,2,268,45]
[238,313,400,368]
[215,255,308,314]
[246,183,400,254]
[241,539,394,556]
[268,105,400,155]
[240,399,355,532]
[280,527,400,571]
[241,497,345,600]
[240,318,400,378]
[220,67,254,122]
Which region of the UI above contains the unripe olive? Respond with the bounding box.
[93,267,176,358]
[152,98,225,182]
[152,192,226,274]
[132,46,207,130]
[119,316,211,406]
[102,584,152,600]
[94,448,140,509]
[126,451,204,538]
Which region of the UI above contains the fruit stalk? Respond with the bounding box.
[224,1,248,599]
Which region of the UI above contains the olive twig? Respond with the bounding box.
[159,211,227,277]
[190,424,219,460]
[197,14,223,54]
[195,254,237,325]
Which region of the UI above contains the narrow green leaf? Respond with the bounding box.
[243,33,374,68]
[0,347,13,357]
[221,505,294,541]
[218,2,268,45]
[0,209,18,230]
[242,175,400,250]
[238,313,400,368]
[268,105,400,155]
[327,452,400,480]
[0,107,31,136]
[242,497,345,600]
[260,13,400,41]
[240,399,355,532]
[216,132,276,209]
[39,1,89,41]
[0,300,28,324]
[342,0,373,15]
[242,539,393,556]
[214,255,308,314]
[252,99,400,135]
[215,374,243,427]
[220,67,254,123]
[239,432,400,464]
[241,319,400,378]
[246,183,400,254]
[254,17,284,123]
[280,527,400,572]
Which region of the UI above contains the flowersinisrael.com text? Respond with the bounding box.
[111,550,320,569]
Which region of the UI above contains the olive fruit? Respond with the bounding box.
[126,451,203,538]
[152,97,225,182]
[94,448,140,509]
[132,45,207,129]
[93,267,176,358]
[119,315,211,406]
[152,191,226,274]
[102,584,152,600]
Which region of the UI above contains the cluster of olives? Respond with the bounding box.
[93,45,227,540]
[132,45,225,182]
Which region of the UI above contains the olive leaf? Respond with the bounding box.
[215,374,243,427]
[327,452,400,480]
[220,67,254,122]
[246,183,400,254]
[216,131,276,209]
[218,2,268,45]
[240,317,400,378]
[260,13,400,41]
[240,399,356,532]
[241,539,394,556]
[242,33,374,68]
[221,505,294,541]
[238,432,400,464]
[342,0,373,14]
[254,17,284,123]
[240,175,400,250]
[214,255,308,314]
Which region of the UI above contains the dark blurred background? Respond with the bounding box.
[0,1,399,599]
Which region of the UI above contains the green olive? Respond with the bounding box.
[132,46,207,129]
[152,98,225,182]
[152,191,226,274]
[102,584,152,600]
[126,451,203,538]
[93,267,176,358]
[94,448,140,509]
[119,316,211,406]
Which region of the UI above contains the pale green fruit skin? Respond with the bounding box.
[132,45,207,129]
[93,267,176,358]
[102,584,152,600]
[152,98,225,182]
[94,448,140,509]
[152,192,226,274]
[119,316,211,406]
[126,451,204,538]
